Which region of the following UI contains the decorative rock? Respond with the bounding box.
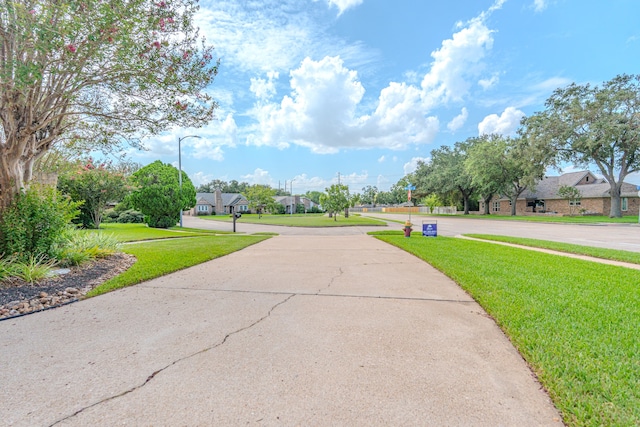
[39,292,48,298]
[65,287,79,294]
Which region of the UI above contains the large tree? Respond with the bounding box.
[321,184,350,221]
[243,184,276,218]
[360,185,379,206]
[465,134,552,216]
[58,158,129,229]
[129,160,195,228]
[523,74,640,217]
[417,141,476,214]
[0,0,218,210]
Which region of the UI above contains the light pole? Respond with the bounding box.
[290,179,295,216]
[178,135,201,227]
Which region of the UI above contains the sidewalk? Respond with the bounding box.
[0,234,562,426]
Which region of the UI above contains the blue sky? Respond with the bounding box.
[121,0,640,193]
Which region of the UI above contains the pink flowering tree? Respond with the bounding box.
[0,0,218,210]
[57,159,130,229]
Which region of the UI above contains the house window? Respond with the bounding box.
[569,200,581,206]
[240,205,248,212]
[197,205,209,212]
[492,201,500,212]
[622,197,628,211]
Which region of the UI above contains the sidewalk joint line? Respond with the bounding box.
[139,285,474,304]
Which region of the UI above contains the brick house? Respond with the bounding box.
[188,190,249,215]
[482,171,640,216]
[274,196,319,213]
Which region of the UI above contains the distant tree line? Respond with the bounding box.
[396,74,640,218]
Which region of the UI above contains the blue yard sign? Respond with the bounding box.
[422,222,437,237]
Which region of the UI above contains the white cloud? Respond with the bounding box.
[326,0,363,15]
[478,74,499,90]
[252,56,439,153]
[447,107,468,132]
[196,1,374,75]
[290,173,330,192]
[532,0,548,12]
[376,174,390,190]
[188,113,239,161]
[250,71,280,101]
[378,155,386,163]
[420,1,503,107]
[241,168,276,186]
[403,157,430,175]
[190,171,214,187]
[478,106,525,136]
[533,76,572,93]
[336,171,369,188]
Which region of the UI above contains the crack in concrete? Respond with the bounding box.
[48,294,295,426]
[318,267,344,294]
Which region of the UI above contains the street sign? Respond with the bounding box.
[405,184,416,201]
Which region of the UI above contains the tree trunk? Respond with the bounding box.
[510,196,517,216]
[344,207,349,218]
[462,194,470,215]
[0,148,35,211]
[609,181,623,218]
[483,195,492,215]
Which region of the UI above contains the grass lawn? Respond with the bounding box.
[86,223,233,242]
[200,213,387,227]
[371,232,640,426]
[466,234,640,265]
[86,234,270,297]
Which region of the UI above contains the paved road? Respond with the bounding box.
[0,223,562,426]
[184,213,640,252]
[362,213,640,252]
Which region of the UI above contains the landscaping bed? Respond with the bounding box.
[0,253,136,320]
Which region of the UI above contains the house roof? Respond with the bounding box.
[517,171,638,200]
[196,193,216,205]
[196,192,247,206]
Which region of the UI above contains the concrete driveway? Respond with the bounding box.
[0,222,563,426]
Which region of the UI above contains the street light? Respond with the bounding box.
[290,178,295,216]
[178,135,201,227]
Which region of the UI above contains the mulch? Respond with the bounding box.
[0,253,136,317]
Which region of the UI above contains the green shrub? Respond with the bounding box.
[57,228,120,267]
[12,254,57,283]
[116,209,144,223]
[103,209,120,223]
[0,256,19,281]
[0,185,81,262]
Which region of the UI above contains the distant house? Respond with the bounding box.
[274,196,319,214]
[188,190,249,215]
[482,171,640,215]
